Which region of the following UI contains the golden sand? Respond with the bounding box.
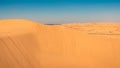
[0,19,120,68]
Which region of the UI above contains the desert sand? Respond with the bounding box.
[0,19,120,68]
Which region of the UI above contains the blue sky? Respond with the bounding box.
[0,0,120,24]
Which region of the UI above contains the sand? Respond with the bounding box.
[0,19,120,68]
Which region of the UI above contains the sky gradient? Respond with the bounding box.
[0,0,120,24]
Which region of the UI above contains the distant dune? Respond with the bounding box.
[0,19,120,68]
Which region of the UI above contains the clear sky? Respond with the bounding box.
[0,0,120,24]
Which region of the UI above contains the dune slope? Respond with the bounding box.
[0,20,120,68]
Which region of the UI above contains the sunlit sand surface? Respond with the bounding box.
[0,19,120,68]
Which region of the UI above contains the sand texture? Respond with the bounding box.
[0,19,120,68]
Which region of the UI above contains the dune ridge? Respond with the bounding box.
[0,19,120,68]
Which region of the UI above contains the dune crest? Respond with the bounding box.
[0,19,120,68]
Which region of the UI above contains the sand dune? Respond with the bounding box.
[0,19,120,68]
